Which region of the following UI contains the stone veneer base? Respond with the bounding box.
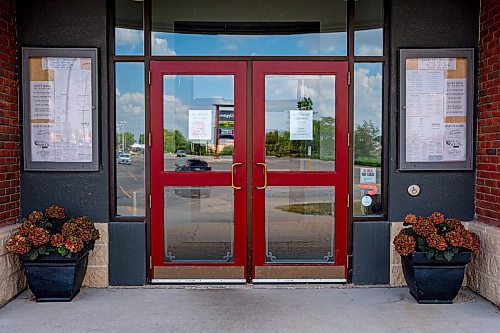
[83,223,109,288]
[0,225,27,307]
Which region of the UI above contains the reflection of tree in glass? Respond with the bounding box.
[265,117,335,160]
[297,97,313,110]
[264,97,338,160]
[115,131,136,151]
[163,129,188,153]
[138,134,145,144]
[354,120,381,167]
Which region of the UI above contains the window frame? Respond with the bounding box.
[109,0,389,222]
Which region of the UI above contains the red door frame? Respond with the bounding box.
[150,61,247,279]
[252,61,349,279]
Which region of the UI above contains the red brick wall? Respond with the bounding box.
[476,0,500,227]
[0,0,19,228]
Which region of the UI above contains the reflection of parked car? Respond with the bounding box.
[117,153,132,165]
[174,159,211,171]
[176,149,186,157]
[173,159,211,197]
[173,186,211,198]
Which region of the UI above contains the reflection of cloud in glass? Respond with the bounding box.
[151,31,347,56]
[116,92,145,137]
[115,28,144,55]
[152,33,176,55]
[355,29,383,56]
[116,63,145,138]
[265,76,336,131]
[297,33,347,56]
[354,64,382,127]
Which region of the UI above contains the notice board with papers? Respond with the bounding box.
[22,48,99,171]
[399,49,474,170]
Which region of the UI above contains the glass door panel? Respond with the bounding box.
[265,75,336,172]
[163,75,235,172]
[164,186,234,262]
[150,61,247,282]
[253,61,348,282]
[265,186,335,263]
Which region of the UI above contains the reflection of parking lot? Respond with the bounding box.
[116,154,146,216]
[116,153,382,216]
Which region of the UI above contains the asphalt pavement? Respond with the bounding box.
[0,287,498,333]
[115,153,382,216]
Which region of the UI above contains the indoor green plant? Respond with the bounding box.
[6,204,100,302]
[393,212,480,304]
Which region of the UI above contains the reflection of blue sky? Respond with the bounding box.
[115,28,144,56]
[115,63,383,138]
[163,76,234,139]
[116,28,382,57]
[115,63,145,138]
[355,29,383,56]
[354,63,383,129]
[266,75,335,131]
[151,31,346,56]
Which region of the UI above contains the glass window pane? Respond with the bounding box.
[115,0,144,55]
[163,75,235,171]
[354,0,384,56]
[115,63,145,216]
[353,63,383,216]
[152,0,346,56]
[164,186,234,262]
[265,75,336,171]
[265,186,335,263]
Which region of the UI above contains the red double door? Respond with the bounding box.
[150,61,348,283]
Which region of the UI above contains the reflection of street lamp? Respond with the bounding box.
[119,121,126,152]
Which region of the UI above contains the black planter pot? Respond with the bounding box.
[401,251,471,304]
[21,251,89,302]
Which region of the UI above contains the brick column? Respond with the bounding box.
[476,0,500,227]
[0,0,20,228]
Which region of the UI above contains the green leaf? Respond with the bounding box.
[435,253,445,261]
[57,247,66,254]
[451,247,459,254]
[426,249,435,259]
[29,250,39,260]
[38,246,47,255]
[444,251,454,262]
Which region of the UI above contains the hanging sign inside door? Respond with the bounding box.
[188,109,212,140]
[289,110,313,140]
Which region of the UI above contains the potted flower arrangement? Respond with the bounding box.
[6,204,100,302]
[393,212,480,304]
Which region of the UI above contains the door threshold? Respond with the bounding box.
[252,279,347,284]
[152,279,246,284]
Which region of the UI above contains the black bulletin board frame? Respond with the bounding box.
[22,48,99,171]
[399,48,474,171]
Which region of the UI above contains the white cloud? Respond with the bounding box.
[115,28,143,49]
[152,37,176,55]
[116,92,145,137]
[354,67,383,127]
[356,44,383,56]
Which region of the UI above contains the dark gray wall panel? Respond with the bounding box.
[388,0,479,221]
[17,0,109,221]
[109,222,146,285]
[353,222,390,285]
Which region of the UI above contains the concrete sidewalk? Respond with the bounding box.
[0,287,498,333]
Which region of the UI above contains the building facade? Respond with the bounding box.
[0,0,498,306]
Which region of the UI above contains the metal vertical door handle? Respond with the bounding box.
[231,162,243,190]
[256,162,268,190]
